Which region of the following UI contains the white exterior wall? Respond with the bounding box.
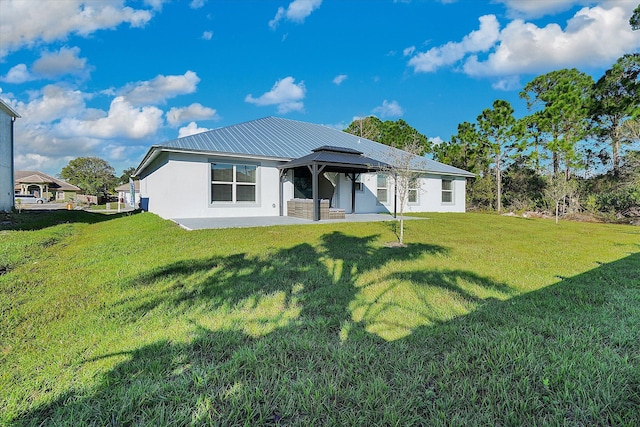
[402,174,466,213]
[0,109,14,212]
[140,152,468,219]
[332,172,466,214]
[117,190,141,207]
[139,152,283,219]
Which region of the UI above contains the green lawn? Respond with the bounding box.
[1,211,639,426]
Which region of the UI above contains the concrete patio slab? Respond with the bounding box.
[172,214,425,230]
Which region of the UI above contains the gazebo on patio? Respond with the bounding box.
[279,146,389,221]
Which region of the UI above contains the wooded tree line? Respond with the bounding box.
[346,53,640,221]
[435,53,640,219]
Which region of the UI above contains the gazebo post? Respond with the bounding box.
[351,172,356,214]
[311,163,319,221]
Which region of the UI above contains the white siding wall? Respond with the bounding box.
[0,109,14,212]
[329,172,466,214]
[139,152,283,219]
[140,153,468,219]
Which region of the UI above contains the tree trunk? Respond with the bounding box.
[399,216,404,245]
[613,138,620,176]
[496,153,502,212]
[555,201,559,224]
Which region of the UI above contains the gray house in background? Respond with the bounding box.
[0,99,20,212]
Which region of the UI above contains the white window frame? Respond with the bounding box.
[355,174,364,192]
[441,178,454,204]
[408,179,419,205]
[377,174,388,203]
[210,162,258,204]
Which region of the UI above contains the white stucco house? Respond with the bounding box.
[15,170,81,201]
[115,180,140,207]
[134,117,474,221]
[0,99,20,213]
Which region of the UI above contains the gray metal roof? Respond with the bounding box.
[280,146,389,172]
[142,117,474,177]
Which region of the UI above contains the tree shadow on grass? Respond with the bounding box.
[13,251,640,425]
[114,232,450,336]
[0,209,140,231]
[348,269,518,341]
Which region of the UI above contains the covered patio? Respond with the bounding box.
[278,146,390,221]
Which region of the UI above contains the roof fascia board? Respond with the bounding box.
[134,146,290,177]
[0,99,20,118]
[158,147,288,162]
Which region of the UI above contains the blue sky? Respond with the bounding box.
[1,0,639,177]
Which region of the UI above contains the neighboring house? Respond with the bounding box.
[14,171,81,202]
[0,99,20,212]
[134,117,474,220]
[115,180,140,207]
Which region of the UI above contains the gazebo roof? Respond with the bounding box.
[279,146,389,173]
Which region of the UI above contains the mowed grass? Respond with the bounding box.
[0,211,639,426]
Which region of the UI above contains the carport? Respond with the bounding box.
[278,146,390,221]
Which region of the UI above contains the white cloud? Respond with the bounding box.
[245,76,306,114]
[1,47,91,83]
[269,0,322,29]
[13,84,88,124]
[32,46,90,79]
[464,3,640,77]
[407,2,640,80]
[372,100,404,118]
[202,31,213,40]
[0,0,154,58]
[6,82,166,176]
[143,0,169,10]
[190,0,207,9]
[323,121,349,131]
[492,76,521,91]
[403,46,415,56]
[166,103,219,126]
[408,14,500,73]
[120,71,201,105]
[1,64,32,84]
[333,74,347,85]
[14,153,53,172]
[429,136,444,146]
[57,96,163,139]
[496,0,589,18]
[178,121,211,138]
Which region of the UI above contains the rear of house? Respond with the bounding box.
[135,117,473,220]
